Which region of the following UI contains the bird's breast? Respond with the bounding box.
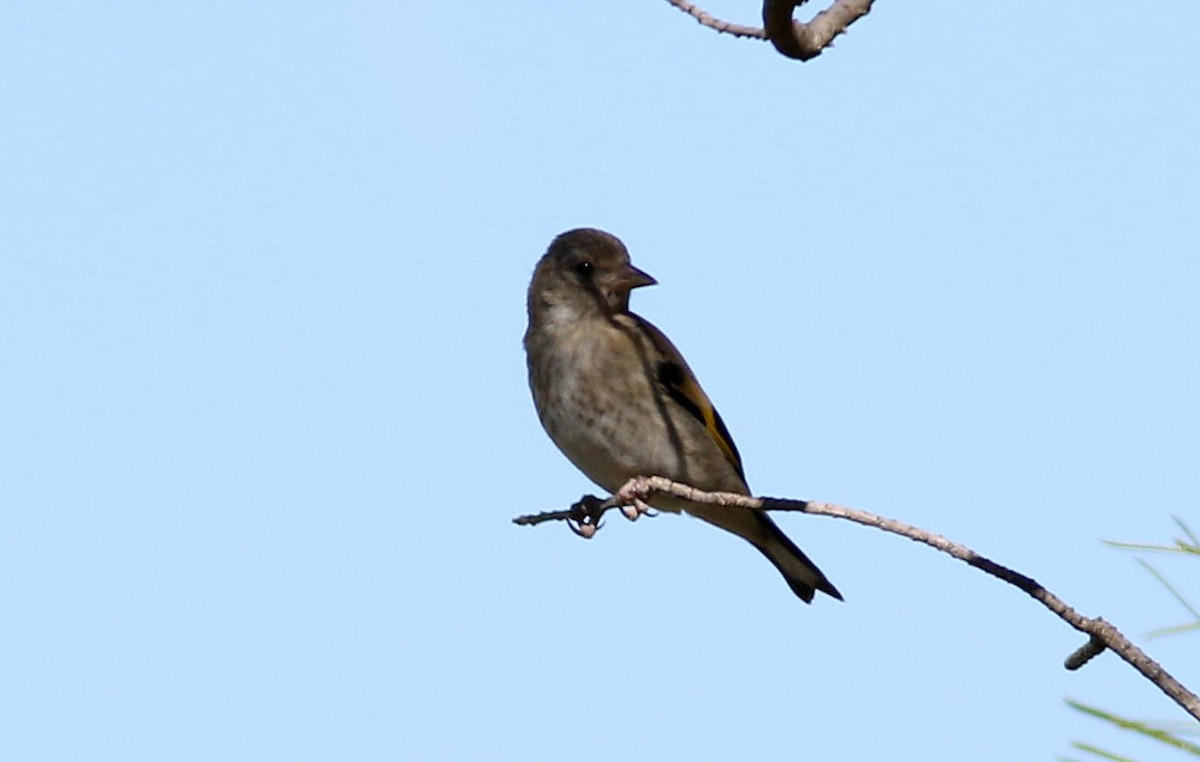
[526,317,742,499]
[527,320,661,491]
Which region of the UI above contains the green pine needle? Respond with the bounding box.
[1066,700,1200,756]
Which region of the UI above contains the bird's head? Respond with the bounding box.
[528,228,657,322]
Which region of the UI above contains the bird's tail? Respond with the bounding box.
[750,512,842,603]
[687,502,841,603]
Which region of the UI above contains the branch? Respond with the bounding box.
[513,475,1200,723]
[661,0,766,40]
[662,0,877,61]
[763,0,876,61]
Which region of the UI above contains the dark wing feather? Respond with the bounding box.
[629,314,746,483]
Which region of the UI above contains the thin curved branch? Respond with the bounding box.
[513,475,1200,723]
[662,0,766,40]
[661,0,876,61]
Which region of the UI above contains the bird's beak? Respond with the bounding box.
[612,264,657,291]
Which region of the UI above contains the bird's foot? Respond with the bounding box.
[620,498,656,521]
[566,494,606,539]
[615,476,659,521]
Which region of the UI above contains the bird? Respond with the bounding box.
[523,227,841,603]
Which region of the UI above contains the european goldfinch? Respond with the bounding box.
[524,228,840,603]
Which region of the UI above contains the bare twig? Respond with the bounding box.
[513,475,1200,723]
[662,0,766,40]
[1065,635,1108,671]
[661,0,876,61]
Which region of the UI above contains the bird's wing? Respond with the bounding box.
[625,313,746,484]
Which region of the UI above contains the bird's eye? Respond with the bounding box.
[573,260,593,278]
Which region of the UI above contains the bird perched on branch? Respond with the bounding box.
[523,228,841,603]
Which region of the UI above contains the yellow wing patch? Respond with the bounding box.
[657,360,745,480]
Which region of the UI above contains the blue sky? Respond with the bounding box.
[3,2,1199,759]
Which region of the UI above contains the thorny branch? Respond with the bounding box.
[663,0,877,61]
[513,475,1200,723]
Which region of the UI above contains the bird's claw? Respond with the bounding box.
[565,480,659,535]
[567,495,606,539]
[615,476,658,521]
[569,520,601,538]
[620,498,657,521]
